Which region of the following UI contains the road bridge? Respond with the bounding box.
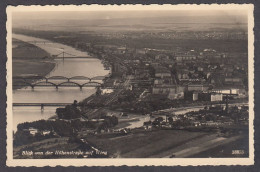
[51,51,94,60]
[13,103,72,107]
[53,56,94,59]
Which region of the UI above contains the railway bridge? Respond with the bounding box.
[12,75,109,89]
[13,75,107,82]
[13,80,103,89]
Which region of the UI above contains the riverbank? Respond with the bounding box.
[13,39,56,88]
[13,59,55,77]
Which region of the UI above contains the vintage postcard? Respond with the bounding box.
[6,4,254,166]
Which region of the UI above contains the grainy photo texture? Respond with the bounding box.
[6,4,254,166]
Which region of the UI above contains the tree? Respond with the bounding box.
[104,116,118,127]
[56,104,81,119]
[155,117,163,123]
[96,87,102,96]
[168,117,173,124]
[144,121,152,126]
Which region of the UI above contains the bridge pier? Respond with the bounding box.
[41,104,44,111]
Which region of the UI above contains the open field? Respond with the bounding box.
[86,130,209,158]
[12,39,55,78]
[13,59,55,77]
[13,137,72,159]
[86,129,247,158]
[13,38,51,59]
[189,135,249,158]
[154,134,245,158]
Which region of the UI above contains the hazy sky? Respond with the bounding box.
[13,10,248,23]
[12,9,248,33]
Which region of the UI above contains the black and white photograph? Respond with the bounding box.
[6,4,254,166]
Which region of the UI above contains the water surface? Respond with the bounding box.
[12,34,109,131]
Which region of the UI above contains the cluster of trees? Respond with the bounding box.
[15,114,119,146]
[14,130,57,146]
[97,115,118,132]
[17,119,97,137]
[113,93,208,115]
[111,93,174,114]
[56,101,81,119]
[144,115,192,129]
[117,90,137,103]
[14,119,101,146]
[132,97,177,114]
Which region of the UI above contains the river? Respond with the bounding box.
[12,34,109,131]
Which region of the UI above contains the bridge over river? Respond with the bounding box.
[13,75,108,89]
[13,103,72,107]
